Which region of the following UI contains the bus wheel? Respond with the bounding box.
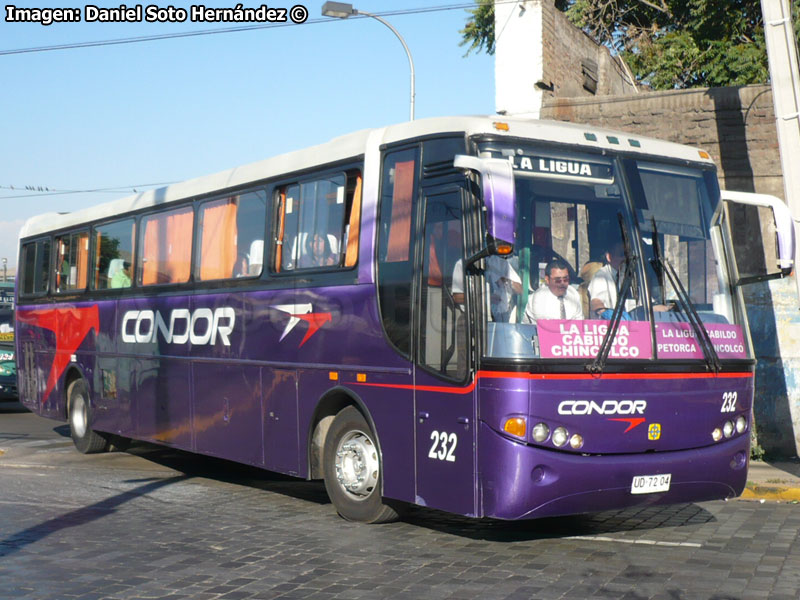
[323,406,399,523]
[68,379,109,454]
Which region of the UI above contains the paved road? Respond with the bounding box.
[1,401,798,600]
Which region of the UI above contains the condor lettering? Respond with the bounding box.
[558,399,646,416]
[121,307,235,346]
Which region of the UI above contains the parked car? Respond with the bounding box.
[0,308,16,400]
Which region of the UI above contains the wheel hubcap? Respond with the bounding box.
[71,395,88,438]
[334,430,379,499]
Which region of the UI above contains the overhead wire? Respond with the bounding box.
[0,183,176,200]
[0,2,514,56]
[0,1,508,198]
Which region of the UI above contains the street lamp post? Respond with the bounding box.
[2,258,6,284]
[321,2,415,121]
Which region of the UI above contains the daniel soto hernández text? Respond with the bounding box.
[5,4,310,25]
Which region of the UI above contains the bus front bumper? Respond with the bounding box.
[478,422,749,520]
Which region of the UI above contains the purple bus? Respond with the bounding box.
[15,117,793,522]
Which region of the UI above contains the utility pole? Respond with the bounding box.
[761,0,800,300]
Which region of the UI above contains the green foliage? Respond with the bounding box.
[460,0,800,90]
[750,427,766,461]
[460,0,495,56]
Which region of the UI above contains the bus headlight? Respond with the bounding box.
[552,427,569,447]
[735,416,747,434]
[569,434,584,449]
[723,421,734,438]
[712,428,723,442]
[532,422,550,443]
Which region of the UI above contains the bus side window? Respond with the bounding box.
[92,218,135,290]
[377,147,419,357]
[197,189,267,281]
[272,172,353,273]
[20,239,51,297]
[54,231,89,293]
[139,205,194,286]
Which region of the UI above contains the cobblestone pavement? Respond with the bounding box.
[1,403,799,600]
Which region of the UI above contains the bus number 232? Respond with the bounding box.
[721,391,738,413]
[428,431,457,462]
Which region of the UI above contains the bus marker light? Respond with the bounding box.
[357,373,367,383]
[712,428,723,442]
[698,150,711,159]
[569,434,584,449]
[723,421,734,438]
[532,422,550,443]
[735,416,746,433]
[493,121,510,131]
[504,417,526,438]
[552,427,569,447]
[329,372,339,381]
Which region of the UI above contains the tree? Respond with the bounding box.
[460,0,800,90]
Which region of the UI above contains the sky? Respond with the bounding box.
[1,1,496,268]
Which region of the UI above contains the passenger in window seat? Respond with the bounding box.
[110,261,132,288]
[301,233,338,268]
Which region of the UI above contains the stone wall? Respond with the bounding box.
[540,0,635,99]
[542,85,784,199]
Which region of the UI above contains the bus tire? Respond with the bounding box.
[322,406,399,523]
[68,379,109,454]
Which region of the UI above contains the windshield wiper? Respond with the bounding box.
[650,218,722,373]
[649,218,667,305]
[589,213,637,376]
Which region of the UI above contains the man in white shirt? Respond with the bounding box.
[452,255,522,322]
[589,242,625,318]
[587,241,672,319]
[523,259,583,323]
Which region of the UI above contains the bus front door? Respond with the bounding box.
[413,185,477,517]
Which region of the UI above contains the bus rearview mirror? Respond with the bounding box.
[721,190,795,283]
[454,155,516,249]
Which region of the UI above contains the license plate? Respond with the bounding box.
[630,473,671,494]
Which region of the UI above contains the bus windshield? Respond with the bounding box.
[475,142,749,363]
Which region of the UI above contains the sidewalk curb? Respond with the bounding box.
[742,484,800,502]
[743,459,800,502]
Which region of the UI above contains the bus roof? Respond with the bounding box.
[20,115,715,240]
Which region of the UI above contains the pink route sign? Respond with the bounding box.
[537,320,746,360]
[537,320,653,359]
[655,322,746,359]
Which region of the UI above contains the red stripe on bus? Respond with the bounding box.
[351,369,753,394]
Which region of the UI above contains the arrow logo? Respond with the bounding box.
[272,303,332,347]
[607,417,646,434]
[16,306,100,402]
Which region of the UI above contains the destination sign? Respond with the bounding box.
[655,323,746,359]
[537,319,652,359]
[498,154,614,181]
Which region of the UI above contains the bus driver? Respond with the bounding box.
[522,258,582,323]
